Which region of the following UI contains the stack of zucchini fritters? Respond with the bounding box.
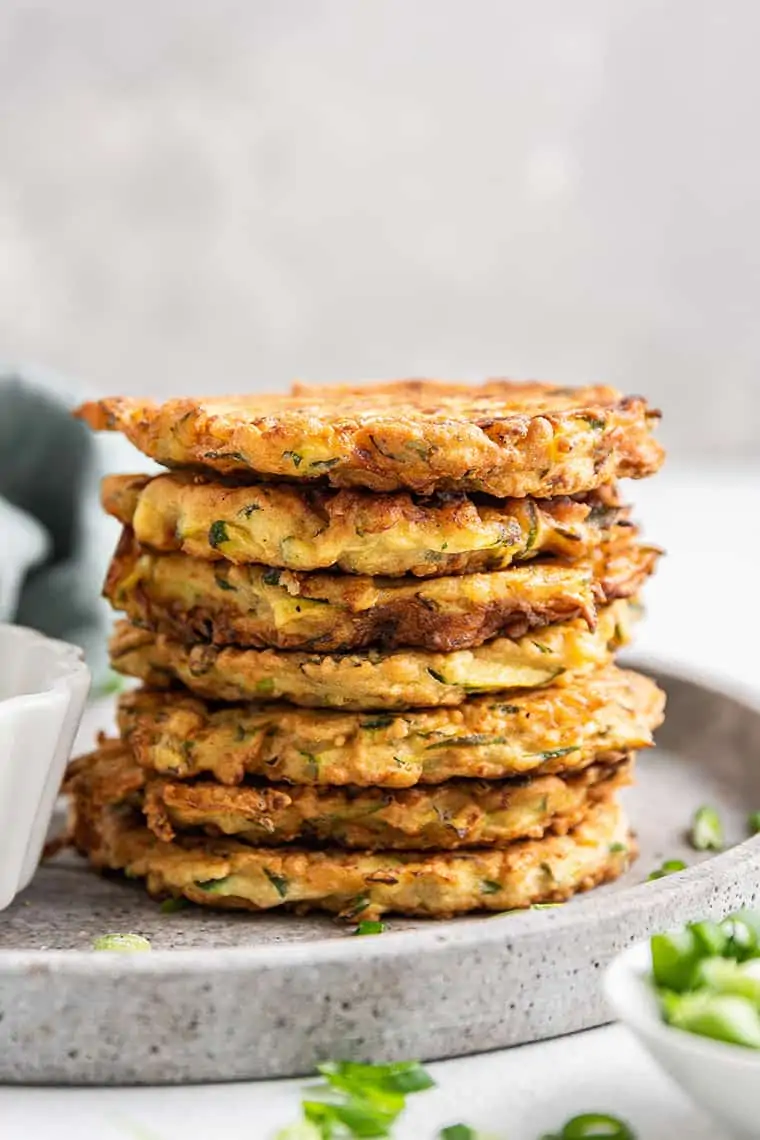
[68,380,666,921]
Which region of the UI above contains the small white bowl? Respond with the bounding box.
[0,624,90,909]
[605,941,760,1139]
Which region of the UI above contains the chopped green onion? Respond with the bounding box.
[92,933,151,953]
[531,641,552,654]
[318,1059,435,1097]
[720,912,760,960]
[159,897,189,914]
[274,1123,322,1140]
[275,1059,436,1137]
[439,1127,479,1140]
[360,715,395,730]
[650,910,760,1049]
[695,956,760,1004]
[688,920,728,958]
[354,921,385,936]
[481,880,502,895]
[203,449,245,462]
[749,812,760,834]
[663,991,760,1049]
[542,1113,635,1139]
[208,519,229,548]
[94,672,125,697]
[524,500,539,551]
[195,877,230,893]
[264,869,289,898]
[304,1097,396,1135]
[690,805,724,851]
[345,894,371,918]
[651,929,704,992]
[533,746,578,761]
[647,859,687,881]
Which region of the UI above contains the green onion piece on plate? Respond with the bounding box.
[159,897,188,914]
[648,859,687,881]
[690,805,724,851]
[92,933,151,953]
[354,920,386,936]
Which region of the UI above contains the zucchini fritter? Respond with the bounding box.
[117,666,664,787]
[102,471,627,577]
[66,739,633,850]
[75,379,663,498]
[109,600,636,710]
[105,528,658,652]
[69,795,634,919]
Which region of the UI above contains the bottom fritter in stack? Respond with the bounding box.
[67,379,666,921]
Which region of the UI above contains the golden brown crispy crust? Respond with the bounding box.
[101,471,627,578]
[109,600,637,710]
[67,739,633,850]
[104,527,658,653]
[69,794,634,919]
[74,379,664,497]
[116,666,665,787]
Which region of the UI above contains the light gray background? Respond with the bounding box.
[1,0,759,460]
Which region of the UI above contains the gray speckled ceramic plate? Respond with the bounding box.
[1,661,759,1086]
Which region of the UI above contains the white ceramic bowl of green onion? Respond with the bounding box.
[605,912,760,1139]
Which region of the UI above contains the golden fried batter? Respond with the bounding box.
[102,471,628,577]
[117,666,664,787]
[69,794,634,919]
[104,528,658,653]
[67,739,633,850]
[75,380,663,498]
[110,600,636,710]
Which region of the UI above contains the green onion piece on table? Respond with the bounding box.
[274,1125,322,1140]
[275,1058,436,1137]
[541,1113,636,1139]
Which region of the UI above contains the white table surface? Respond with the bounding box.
[3,464,758,1140]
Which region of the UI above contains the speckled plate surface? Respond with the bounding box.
[1,661,759,1086]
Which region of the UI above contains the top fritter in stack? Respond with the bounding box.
[68,380,666,921]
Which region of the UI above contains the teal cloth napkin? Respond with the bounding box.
[0,369,151,688]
